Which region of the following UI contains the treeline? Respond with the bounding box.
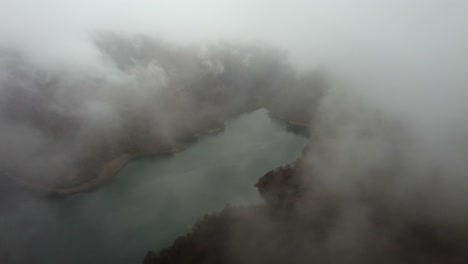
[0,32,325,190]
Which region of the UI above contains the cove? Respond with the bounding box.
[1,109,307,264]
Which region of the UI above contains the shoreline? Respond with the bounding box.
[10,108,306,197]
[48,126,227,197]
[49,148,180,197]
[267,112,312,128]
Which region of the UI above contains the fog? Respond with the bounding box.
[2,0,468,263]
[3,0,468,121]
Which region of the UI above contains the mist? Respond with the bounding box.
[2,0,468,263]
[3,0,468,122]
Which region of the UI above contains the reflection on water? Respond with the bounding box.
[1,109,307,264]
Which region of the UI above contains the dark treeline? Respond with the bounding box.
[144,84,468,263]
[144,128,468,264]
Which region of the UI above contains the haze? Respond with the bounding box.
[2,0,468,123]
[2,0,468,263]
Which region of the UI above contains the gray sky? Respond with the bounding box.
[3,0,464,64]
[2,0,467,66]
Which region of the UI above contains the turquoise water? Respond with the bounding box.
[1,109,307,264]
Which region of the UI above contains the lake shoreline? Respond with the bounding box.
[48,129,226,197]
[11,108,308,197]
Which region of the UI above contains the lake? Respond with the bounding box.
[0,109,307,264]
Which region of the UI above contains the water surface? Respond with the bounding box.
[1,109,307,264]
